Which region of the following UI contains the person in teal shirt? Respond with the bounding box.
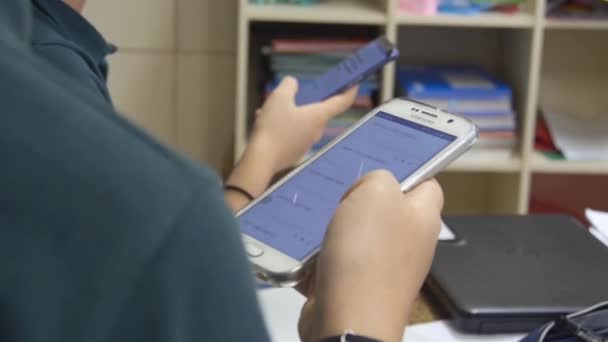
[1,1,445,341]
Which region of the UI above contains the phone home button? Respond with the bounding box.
[245,243,264,257]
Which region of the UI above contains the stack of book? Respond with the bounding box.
[397,65,517,158]
[263,38,378,155]
[546,0,608,19]
[399,0,525,15]
[440,0,525,14]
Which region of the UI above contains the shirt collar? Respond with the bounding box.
[31,0,116,61]
[0,0,32,46]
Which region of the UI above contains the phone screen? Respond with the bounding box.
[295,39,396,106]
[239,111,456,261]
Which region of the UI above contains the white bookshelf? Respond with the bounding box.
[246,0,386,24]
[531,152,608,175]
[544,18,608,30]
[448,153,522,173]
[234,0,608,215]
[396,12,535,28]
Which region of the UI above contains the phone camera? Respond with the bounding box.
[448,119,454,124]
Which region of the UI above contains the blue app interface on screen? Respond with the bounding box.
[239,111,456,261]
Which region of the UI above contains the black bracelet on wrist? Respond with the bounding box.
[321,331,382,342]
[224,184,255,201]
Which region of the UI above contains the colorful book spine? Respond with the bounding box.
[400,0,438,15]
[397,65,512,100]
[271,39,368,54]
[408,98,512,115]
[397,64,518,156]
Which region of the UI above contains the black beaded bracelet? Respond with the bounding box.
[224,184,255,201]
[321,332,382,342]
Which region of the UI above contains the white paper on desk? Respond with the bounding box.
[590,227,608,247]
[586,208,608,247]
[257,288,306,342]
[258,289,527,342]
[440,221,457,240]
[542,108,608,161]
[586,208,608,237]
[404,320,525,342]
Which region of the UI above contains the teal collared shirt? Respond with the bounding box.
[0,1,270,341]
[31,0,115,103]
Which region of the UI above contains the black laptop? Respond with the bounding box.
[427,214,608,334]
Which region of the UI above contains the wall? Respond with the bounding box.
[84,0,238,175]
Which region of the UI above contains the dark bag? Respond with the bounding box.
[520,301,608,342]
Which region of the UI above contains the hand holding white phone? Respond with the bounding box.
[298,171,445,342]
[238,98,478,286]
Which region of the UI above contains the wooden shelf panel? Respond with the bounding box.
[545,19,608,30]
[446,151,522,172]
[245,0,386,25]
[439,172,522,214]
[396,12,535,28]
[531,152,608,175]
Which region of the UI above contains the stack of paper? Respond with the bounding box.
[404,321,525,341]
[257,288,305,342]
[397,65,517,158]
[263,39,378,155]
[586,208,608,247]
[541,107,608,161]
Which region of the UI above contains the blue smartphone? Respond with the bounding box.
[294,36,399,106]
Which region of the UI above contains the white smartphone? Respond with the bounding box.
[237,98,478,287]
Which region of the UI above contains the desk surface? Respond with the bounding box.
[258,287,526,342]
[410,289,446,324]
[258,287,445,341]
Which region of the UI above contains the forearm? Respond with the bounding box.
[224,140,276,212]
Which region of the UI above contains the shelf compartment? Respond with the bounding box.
[531,152,608,175]
[245,0,387,25]
[540,30,608,116]
[545,19,608,31]
[530,173,608,222]
[438,172,523,214]
[396,12,535,29]
[395,27,533,175]
[535,30,608,176]
[237,22,383,157]
[447,151,521,172]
